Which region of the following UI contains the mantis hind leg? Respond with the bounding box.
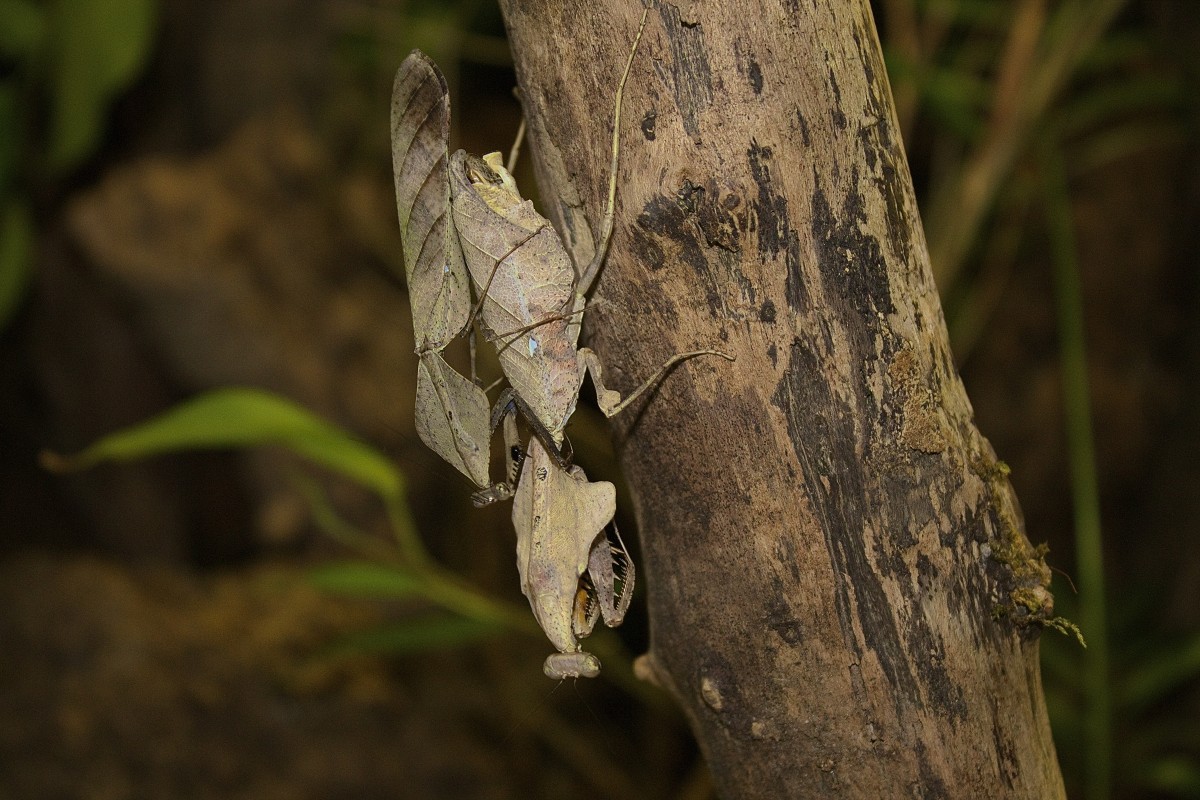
[575,4,652,296]
[579,347,735,420]
[506,118,526,174]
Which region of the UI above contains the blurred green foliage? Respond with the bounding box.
[42,387,538,654]
[0,0,157,329]
[1045,583,1200,798]
[883,0,1192,798]
[884,0,1184,362]
[44,387,404,499]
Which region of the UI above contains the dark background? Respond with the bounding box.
[0,1,1196,798]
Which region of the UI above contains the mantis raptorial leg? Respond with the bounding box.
[469,411,524,507]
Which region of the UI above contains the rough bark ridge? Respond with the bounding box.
[497,1,1066,797]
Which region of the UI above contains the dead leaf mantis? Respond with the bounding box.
[391,51,547,502]
[391,3,732,677]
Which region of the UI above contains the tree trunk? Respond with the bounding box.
[497,1,1067,797]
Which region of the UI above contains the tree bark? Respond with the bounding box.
[497,1,1066,797]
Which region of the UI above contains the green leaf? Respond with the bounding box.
[42,387,405,501]
[1056,75,1184,141]
[47,0,157,173]
[0,197,34,329]
[308,561,423,598]
[324,615,503,657]
[0,81,23,197]
[0,0,46,59]
[1120,633,1200,716]
[1135,756,1200,797]
[920,66,990,140]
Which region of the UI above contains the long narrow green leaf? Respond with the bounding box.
[1044,146,1111,800]
[42,387,403,501]
[323,615,503,657]
[1120,634,1200,716]
[0,197,33,328]
[308,561,423,598]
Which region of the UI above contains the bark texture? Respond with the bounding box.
[497,1,1066,797]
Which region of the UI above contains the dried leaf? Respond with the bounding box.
[414,351,491,487]
[391,51,470,350]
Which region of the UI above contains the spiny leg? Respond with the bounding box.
[487,387,517,433]
[470,386,573,507]
[490,387,574,470]
[470,409,523,507]
[585,520,635,627]
[580,347,736,419]
[576,4,652,296]
[501,412,524,487]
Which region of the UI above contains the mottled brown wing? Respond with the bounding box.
[414,351,491,488]
[391,51,470,350]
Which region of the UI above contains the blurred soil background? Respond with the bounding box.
[0,0,1198,798]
